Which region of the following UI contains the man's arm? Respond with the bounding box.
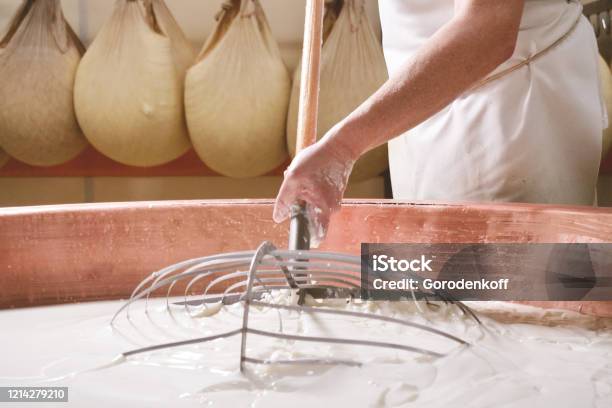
[326,0,525,159]
[274,0,525,243]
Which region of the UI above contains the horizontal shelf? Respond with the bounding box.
[2,145,610,177]
[0,146,290,178]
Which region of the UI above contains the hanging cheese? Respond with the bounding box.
[287,0,388,181]
[0,0,87,166]
[599,55,612,159]
[74,0,194,167]
[185,0,290,178]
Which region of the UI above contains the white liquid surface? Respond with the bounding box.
[0,295,611,407]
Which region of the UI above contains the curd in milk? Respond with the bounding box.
[0,294,611,407]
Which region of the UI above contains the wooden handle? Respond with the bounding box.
[288,0,325,253]
[295,0,325,154]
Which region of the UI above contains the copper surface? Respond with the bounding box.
[1,199,612,309]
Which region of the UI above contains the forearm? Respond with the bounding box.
[323,1,524,159]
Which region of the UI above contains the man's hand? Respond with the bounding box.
[273,130,357,247]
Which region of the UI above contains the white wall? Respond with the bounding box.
[0,0,381,70]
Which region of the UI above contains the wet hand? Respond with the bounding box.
[273,137,357,247]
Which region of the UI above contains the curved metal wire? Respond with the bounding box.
[113,241,478,371]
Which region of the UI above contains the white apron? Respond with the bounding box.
[380,0,605,205]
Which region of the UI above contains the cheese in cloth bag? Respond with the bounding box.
[185,0,290,178]
[74,0,194,167]
[0,0,87,166]
[287,0,389,181]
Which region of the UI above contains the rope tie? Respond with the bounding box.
[239,0,256,19]
[347,0,365,33]
[215,0,236,21]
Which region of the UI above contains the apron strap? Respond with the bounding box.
[471,0,583,92]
